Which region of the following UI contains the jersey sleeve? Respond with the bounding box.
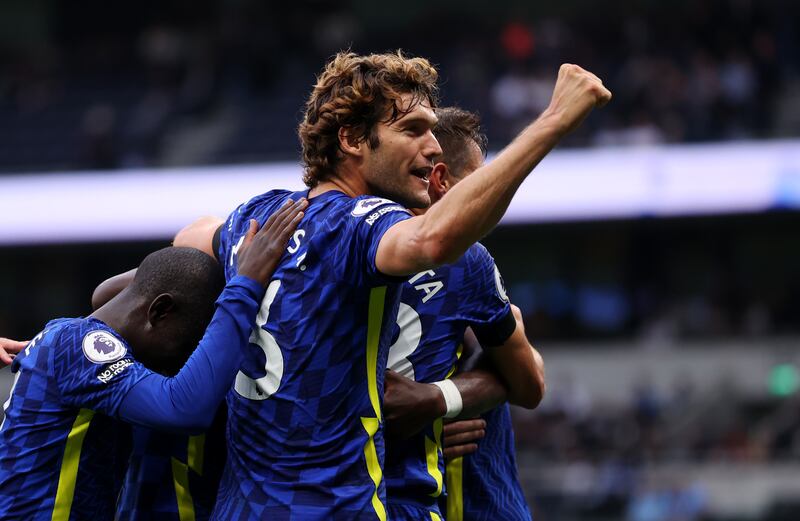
[217,202,248,278]
[458,245,516,347]
[346,196,413,284]
[217,191,295,282]
[52,325,153,418]
[53,276,263,434]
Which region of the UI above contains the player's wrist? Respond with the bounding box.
[532,103,576,141]
[431,379,463,419]
[424,382,447,419]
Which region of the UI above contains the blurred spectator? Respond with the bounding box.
[80,103,119,169]
[2,0,800,172]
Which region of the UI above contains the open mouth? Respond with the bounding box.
[410,167,432,181]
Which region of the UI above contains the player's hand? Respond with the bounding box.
[237,198,307,285]
[542,63,612,138]
[442,418,486,460]
[384,369,447,440]
[0,337,27,366]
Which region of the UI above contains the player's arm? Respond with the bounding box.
[447,328,510,416]
[91,216,225,310]
[0,337,27,366]
[477,304,545,410]
[438,301,545,416]
[443,316,544,458]
[117,200,305,434]
[376,65,611,276]
[384,306,544,438]
[92,269,137,310]
[384,325,520,438]
[173,215,224,259]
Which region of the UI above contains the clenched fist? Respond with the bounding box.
[542,63,612,138]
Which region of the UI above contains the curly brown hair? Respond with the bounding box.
[298,51,439,188]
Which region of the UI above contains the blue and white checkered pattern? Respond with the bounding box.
[458,404,532,521]
[384,243,512,517]
[116,405,227,521]
[214,189,412,519]
[0,318,151,519]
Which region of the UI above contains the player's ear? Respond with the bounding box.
[338,126,365,158]
[147,293,175,326]
[428,162,450,201]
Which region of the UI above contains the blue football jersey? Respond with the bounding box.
[384,243,513,516]
[214,189,413,520]
[445,404,532,521]
[116,405,227,521]
[0,318,152,520]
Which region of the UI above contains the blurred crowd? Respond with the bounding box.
[485,212,800,342]
[519,380,800,465]
[0,0,799,172]
[516,376,800,521]
[0,209,797,343]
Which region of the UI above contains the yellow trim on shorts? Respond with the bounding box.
[431,512,442,521]
[445,456,464,521]
[171,457,196,521]
[51,408,95,521]
[361,417,387,521]
[366,286,386,420]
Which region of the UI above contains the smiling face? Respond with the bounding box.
[360,94,442,209]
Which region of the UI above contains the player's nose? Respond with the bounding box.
[423,130,442,159]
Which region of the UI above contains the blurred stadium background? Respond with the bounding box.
[1,1,799,520]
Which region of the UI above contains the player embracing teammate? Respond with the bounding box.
[0,51,610,519]
[176,52,610,519]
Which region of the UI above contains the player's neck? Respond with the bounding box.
[90,291,140,340]
[309,163,370,199]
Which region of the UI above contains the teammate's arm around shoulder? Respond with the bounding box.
[92,269,138,310]
[117,200,307,434]
[236,199,307,284]
[91,216,225,310]
[173,215,225,258]
[485,304,545,409]
[91,216,225,311]
[0,337,27,366]
[375,64,611,277]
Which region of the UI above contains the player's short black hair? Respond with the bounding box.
[130,247,225,335]
[433,107,488,178]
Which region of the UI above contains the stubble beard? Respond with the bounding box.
[367,160,431,210]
